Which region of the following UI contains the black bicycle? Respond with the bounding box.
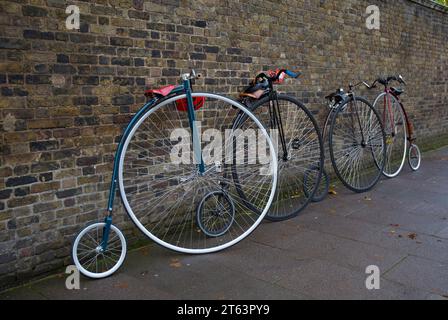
[310,81,387,198]
[232,69,325,221]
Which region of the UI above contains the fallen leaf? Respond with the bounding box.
[328,188,337,195]
[364,196,372,201]
[114,282,129,289]
[408,233,418,240]
[170,258,182,268]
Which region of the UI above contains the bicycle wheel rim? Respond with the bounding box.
[373,93,407,178]
[72,223,127,279]
[409,144,421,171]
[329,97,386,193]
[236,95,324,221]
[118,93,278,254]
[196,191,235,237]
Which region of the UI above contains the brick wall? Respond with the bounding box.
[0,0,447,288]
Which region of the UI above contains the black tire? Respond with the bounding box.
[303,167,329,202]
[196,191,235,238]
[329,96,386,193]
[408,144,421,171]
[232,94,324,221]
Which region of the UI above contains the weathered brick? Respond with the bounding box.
[52,64,76,74]
[8,74,24,84]
[31,181,59,194]
[73,96,98,106]
[33,202,61,213]
[110,37,133,47]
[7,195,38,208]
[38,172,53,182]
[26,75,51,85]
[14,187,30,197]
[70,34,95,44]
[56,187,82,199]
[28,118,72,129]
[30,141,59,152]
[111,57,132,66]
[190,53,207,60]
[31,162,60,173]
[0,189,12,200]
[22,5,47,17]
[73,76,99,85]
[112,94,135,105]
[6,176,37,187]
[128,10,150,20]
[76,156,99,167]
[0,38,29,50]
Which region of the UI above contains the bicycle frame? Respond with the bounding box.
[268,91,289,160]
[382,88,415,143]
[100,78,203,250]
[322,91,355,143]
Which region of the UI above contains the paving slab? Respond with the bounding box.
[1,146,447,300]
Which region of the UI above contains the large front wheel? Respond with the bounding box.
[118,93,278,254]
[234,95,324,221]
[329,97,386,193]
[373,92,407,178]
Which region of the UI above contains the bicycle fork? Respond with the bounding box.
[269,93,288,161]
[184,78,205,174]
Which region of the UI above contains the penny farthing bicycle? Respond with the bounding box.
[306,81,387,200]
[72,70,278,278]
[371,75,422,176]
[236,68,324,221]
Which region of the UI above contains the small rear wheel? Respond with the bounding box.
[196,191,235,238]
[72,222,126,279]
[408,144,421,171]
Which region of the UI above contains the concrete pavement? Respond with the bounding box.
[1,147,448,300]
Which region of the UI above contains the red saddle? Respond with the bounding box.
[144,85,205,111]
[144,85,176,97]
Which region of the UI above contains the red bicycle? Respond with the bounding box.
[371,75,421,177]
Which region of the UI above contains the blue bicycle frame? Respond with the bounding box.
[100,78,204,250]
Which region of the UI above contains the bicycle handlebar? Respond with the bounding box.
[182,69,202,81]
[350,81,377,90]
[254,68,302,83]
[351,74,406,91]
[376,75,406,87]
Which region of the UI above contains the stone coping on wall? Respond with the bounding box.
[409,0,448,13]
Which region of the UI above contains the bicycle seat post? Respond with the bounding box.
[182,71,205,174]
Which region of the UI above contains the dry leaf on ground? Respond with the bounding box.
[170,259,182,268]
[408,233,418,240]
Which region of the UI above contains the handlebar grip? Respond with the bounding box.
[285,70,301,79]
